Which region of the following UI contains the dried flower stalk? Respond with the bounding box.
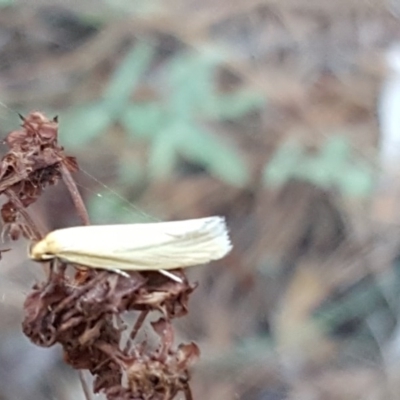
[0,112,199,400]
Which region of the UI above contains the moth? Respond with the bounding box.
[29,216,232,281]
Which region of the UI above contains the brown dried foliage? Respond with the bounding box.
[0,112,199,400]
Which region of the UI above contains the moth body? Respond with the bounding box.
[30,216,232,273]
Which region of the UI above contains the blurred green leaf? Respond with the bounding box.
[167,53,216,116]
[88,191,149,224]
[320,136,351,179]
[263,142,304,187]
[338,163,374,197]
[88,192,124,224]
[168,53,215,95]
[62,44,260,188]
[263,136,375,198]
[202,90,265,120]
[321,135,350,163]
[103,42,155,116]
[121,103,166,139]
[118,157,145,185]
[297,157,333,189]
[148,123,180,178]
[0,0,13,7]
[59,101,113,148]
[119,48,256,186]
[178,126,249,187]
[102,0,161,15]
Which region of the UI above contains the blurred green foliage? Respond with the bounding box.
[0,0,13,8]
[315,264,400,349]
[58,41,264,222]
[101,0,162,16]
[60,42,264,188]
[88,189,153,224]
[263,136,375,198]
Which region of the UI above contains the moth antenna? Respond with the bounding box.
[18,112,25,121]
[53,115,58,122]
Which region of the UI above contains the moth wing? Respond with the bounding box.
[50,216,231,271]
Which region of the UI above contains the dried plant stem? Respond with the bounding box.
[60,163,93,398]
[5,189,42,240]
[184,387,194,400]
[124,310,149,353]
[60,163,90,225]
[131,310,149,340]
[15,113,199,400]
[78,371,93,400]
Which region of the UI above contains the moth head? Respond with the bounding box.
[29,238,56,261]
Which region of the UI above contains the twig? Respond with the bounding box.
[5,189,42,240]
[124,310,149,352]
[78,371,93,400]
[60,163,90,226]
[60,163,93,398]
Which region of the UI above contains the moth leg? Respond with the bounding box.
[105,267,183,283]
[159,269,183,283]
[109,268,130,278]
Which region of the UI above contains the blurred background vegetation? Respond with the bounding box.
[1,0,400,399]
